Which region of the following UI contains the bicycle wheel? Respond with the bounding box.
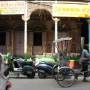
[56,67,75,88]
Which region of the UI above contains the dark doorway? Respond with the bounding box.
[33,32,42,46]
[81,19,88,45]
[0,32,6,45]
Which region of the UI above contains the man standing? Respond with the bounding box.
[80,45,90,82]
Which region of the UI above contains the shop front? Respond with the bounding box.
[0,1,90,56]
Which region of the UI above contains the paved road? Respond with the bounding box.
[10,76,90,90]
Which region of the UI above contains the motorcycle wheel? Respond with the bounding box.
[38,70,46,79]
[27,72,35,78]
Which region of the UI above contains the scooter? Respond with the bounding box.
[36,61,56,78]
[12,58,35,78]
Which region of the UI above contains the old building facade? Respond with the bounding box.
[0,0,89,56]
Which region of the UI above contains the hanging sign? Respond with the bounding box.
[52,3,90,18]
[0,1,25,15]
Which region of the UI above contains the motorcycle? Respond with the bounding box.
[36,61,57,78]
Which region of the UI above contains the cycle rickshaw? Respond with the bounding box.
[52,37,86,88]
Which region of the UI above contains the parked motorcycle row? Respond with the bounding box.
[2,53,58,79]
[10,57,58,79]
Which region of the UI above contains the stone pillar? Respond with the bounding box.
[87,19,90,52]
[53,18,59,53]
[22,2,30,54]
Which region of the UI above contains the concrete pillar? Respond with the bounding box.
[87,19,90,52]
[53,18,59,53]
[22,2,30,54]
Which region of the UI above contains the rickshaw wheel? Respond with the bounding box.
[56,67,75,88]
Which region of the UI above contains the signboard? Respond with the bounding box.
[52,3,90,18]
[0,1,26,15]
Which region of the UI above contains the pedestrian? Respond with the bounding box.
[80,44,90,82]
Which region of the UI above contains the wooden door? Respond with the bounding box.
[15,31,24,56]
[32,32,43,55]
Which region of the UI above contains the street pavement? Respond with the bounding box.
[10,75,90,90]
